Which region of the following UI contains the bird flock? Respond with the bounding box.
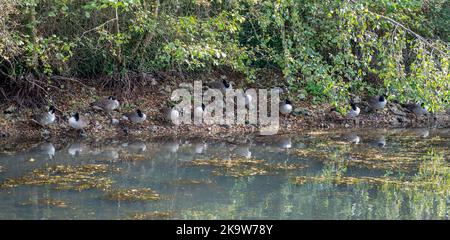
[32,80,431,136]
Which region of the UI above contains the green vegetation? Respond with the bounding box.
[0,0,449,110]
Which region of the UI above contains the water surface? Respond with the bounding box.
[0,128,449,219]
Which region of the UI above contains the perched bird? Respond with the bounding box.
[122,109,147,124]
[206,79,232,95]
[279,99,293,115]
[68,112,88,133]
[347,103,360,118]
[33,106,56,126]
[91,96,120,113]
[367,95,387,112]
[402,103,428,118]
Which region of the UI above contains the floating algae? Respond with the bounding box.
[184,157,307,178]
[293,176,363,185]
[212,166,269,177]
[0,164,118,191]
[119,152,147,162]
[293,143,425,172]
[125,211,174,220]
[173,179,213,185]
[265,163,307,171]
[106,188,160,201]
[293,175,444,189]
[185,158,265,168]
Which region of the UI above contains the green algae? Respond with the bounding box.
[183,157,307,178]
[0,164,118,191]
[105,188,161,201]
[124,211,174,220]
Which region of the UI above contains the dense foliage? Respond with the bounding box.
[0,0,449,110]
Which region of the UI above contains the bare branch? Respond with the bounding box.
[81,18,117,38]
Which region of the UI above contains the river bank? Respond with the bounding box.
[1,73,449,140]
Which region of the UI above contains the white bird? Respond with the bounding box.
[69,112,88,132]
[280,99,293,115]
[165,106,180,124]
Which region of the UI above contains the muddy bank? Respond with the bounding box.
[1,73,449,141]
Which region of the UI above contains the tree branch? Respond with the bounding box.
[349,0,449,56]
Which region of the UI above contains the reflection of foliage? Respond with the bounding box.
[292,149,450,219]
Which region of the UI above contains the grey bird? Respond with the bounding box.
[33,106,56,126]
[92,96,120,113]
[402,103,428,118]
[367,95,387,112]
[122,109,147,124]
[206,79,232,95]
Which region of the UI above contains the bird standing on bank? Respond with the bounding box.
[279,99,293,115]
[347,103,360,118]
[206,79,233,95]
[165,106,181,124]
[69,112,88,135]
[33,106,56,127]
[367,95,387,112]
[122,109,147,124]
[91,96,120,115]
[402,103,428,118]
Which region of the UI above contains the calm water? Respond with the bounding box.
[0,128,449,220]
